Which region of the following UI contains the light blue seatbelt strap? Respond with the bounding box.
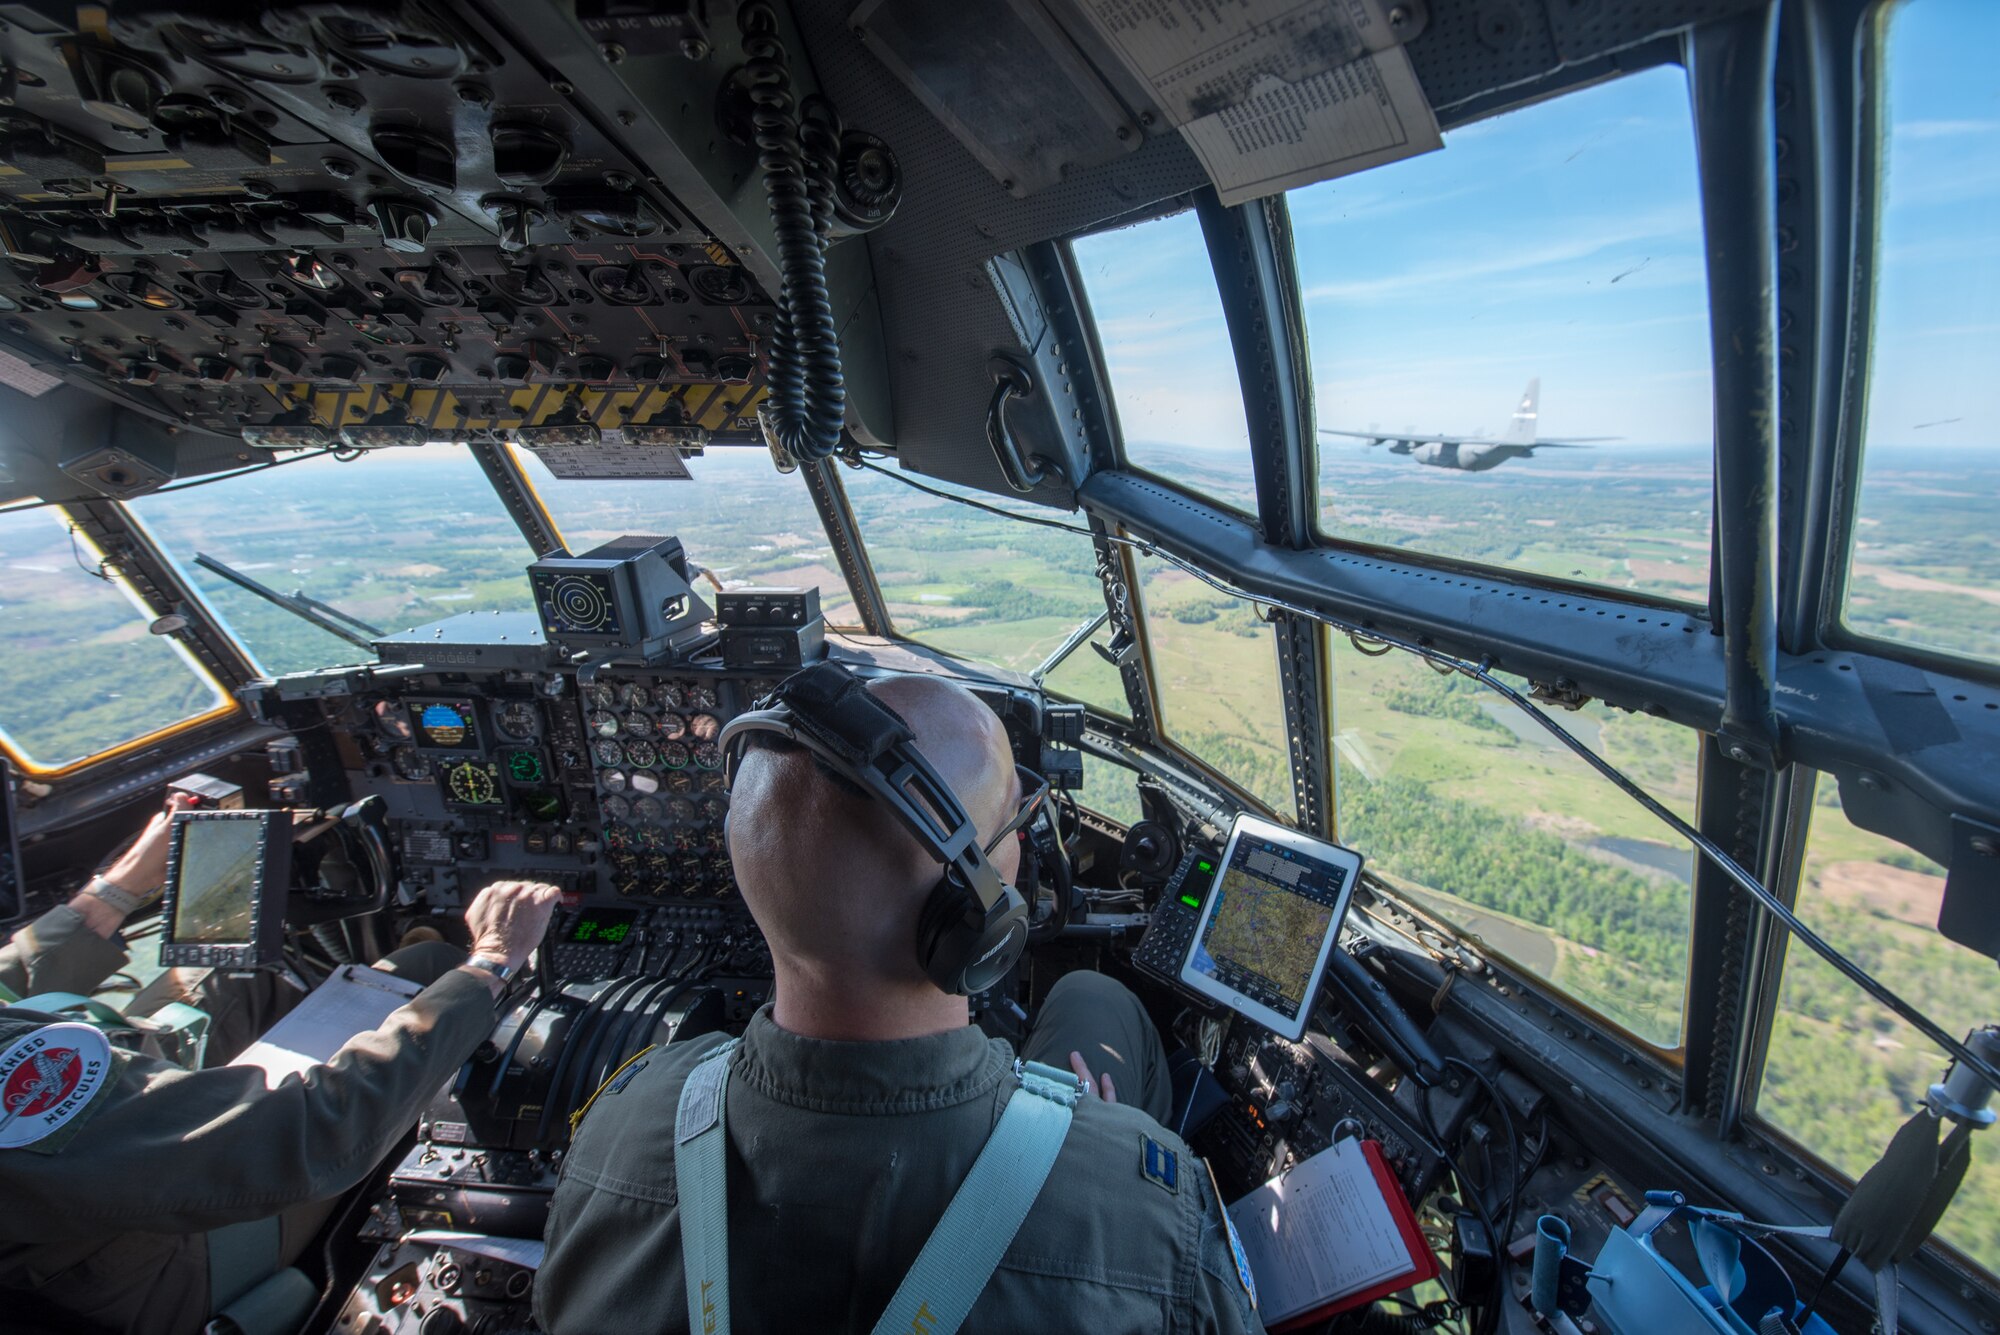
[673,1046,1080,1335]
[675,1037,741,1335]
[867,1059,1081,1335]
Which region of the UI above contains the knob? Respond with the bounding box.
[1276,1080,1297,1102]
[1333,1117,1366,1143]
[369,198,436,254]
[1266,1099,1295,1124]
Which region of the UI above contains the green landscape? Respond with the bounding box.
[0,435,1994,1269]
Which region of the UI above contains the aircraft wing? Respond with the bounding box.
[1317,428,1619,447]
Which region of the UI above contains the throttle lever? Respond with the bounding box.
[1322,949,1445,1088]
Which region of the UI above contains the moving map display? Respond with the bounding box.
[1184,817,1358,1034]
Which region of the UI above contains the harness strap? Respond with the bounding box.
[673,1046,1080,1335]
[675,1037,741,1335]
[866,1059,1080,1335]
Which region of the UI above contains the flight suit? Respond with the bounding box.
[0,903,491,1335]
[538,971,1266,1334]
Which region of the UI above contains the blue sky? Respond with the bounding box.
[1074,1,1999,454]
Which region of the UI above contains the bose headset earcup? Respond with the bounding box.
[916,874,1029,995]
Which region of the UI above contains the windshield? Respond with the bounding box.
[512,447,860,626]
[1296,66,1714,602]
[1842,0,2000,663]
[128,449,537,677]
[0,508,233,770]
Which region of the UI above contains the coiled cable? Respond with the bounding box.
[740,2,846,460]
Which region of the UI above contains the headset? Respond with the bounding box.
[718,661,1029,995]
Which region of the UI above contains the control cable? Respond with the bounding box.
[848,455,2000,1095]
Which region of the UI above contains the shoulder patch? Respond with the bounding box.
[0,1022,115,1151]
[1140,1134,1179,1194]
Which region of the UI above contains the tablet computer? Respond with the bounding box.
[1178,812,1362,1041]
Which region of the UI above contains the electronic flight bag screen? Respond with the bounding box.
[1178,813,1362,1040]
[160,809,291,968]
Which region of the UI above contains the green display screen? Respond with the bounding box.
[568,908,638,944]
[1180,856,1218,909]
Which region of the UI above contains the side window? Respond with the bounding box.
[1133,553,1293,816]
[1294,66,1715,604]
[0,509,232,770]
[1333,645,1696,1047]
[1072,209,1259,514]
[1759,779,1998,1273]
[129,450,537,677]
[1843,0,2000,663]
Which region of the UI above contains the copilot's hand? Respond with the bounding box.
[103,792,194,899]
[464,879,564,972]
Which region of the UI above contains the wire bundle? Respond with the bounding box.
[739,2,846,461]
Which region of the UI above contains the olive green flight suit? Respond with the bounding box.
[0,905,489,1335]
[538,971,1266,1334]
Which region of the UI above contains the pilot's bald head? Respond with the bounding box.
[726,674,1020,988]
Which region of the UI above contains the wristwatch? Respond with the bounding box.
[464,954,516,983]
[84,875,150,917]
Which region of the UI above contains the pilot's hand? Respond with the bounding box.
[464,879,564,974]
[103,792,194,899]
[1069,1050,1119,1105]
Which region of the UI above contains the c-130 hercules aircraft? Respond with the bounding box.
[0,1,1995,1334]
[1318,380,1618,471]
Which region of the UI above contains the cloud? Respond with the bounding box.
[1898,118,2000,140]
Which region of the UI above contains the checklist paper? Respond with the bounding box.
[1225,1136,1437,1328]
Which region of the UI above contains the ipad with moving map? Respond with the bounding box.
[1178,813,1363,1041]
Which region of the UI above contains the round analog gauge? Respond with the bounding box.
[660,741,691,770]
[374,700,413,740]
[584,683,617,710]
[687,713,721,742]
[602,822,632,850]
[693,741,722,770]
[672,827,697,853]
[623,738,659,768]
[497,701,541,741]
[592,738,623,767]
[601,769,628,793]
[645,851,674,875]
[656,683,685,712]
[636,826,668,853]
[633,796,664,824]
[699,795,728,823]
[700,771,728,792]
[390,747,431,781]
[601,795,631,823]
[686,684,719,711]
[621,710,654,738]
[447,764,498,806]
[587,710,620,738]
[667,771,695,793]
[655,712,688,741]
[620,683,653,710]
[629,769,661,795]
[667,798,697,825]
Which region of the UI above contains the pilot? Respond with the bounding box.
[0,794,562,1335]
[537,674,1263,1333]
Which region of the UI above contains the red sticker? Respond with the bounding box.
[0,1023,113,1148]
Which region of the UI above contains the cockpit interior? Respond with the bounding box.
[0,1,1996,1332]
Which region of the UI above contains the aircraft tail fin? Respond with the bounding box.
[1502,378,1540,446]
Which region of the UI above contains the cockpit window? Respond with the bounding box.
[510,447,860,627]
[128,449,536,677]
[1072,209,1260,514]
[0,508,233,771]
[840,464,1110,681]
[1760,776,1999,1273]
[1842,0,2000,663]
[1334,644,1696,1048]
[1296,66,1715,605]
[1133,553,1295,817]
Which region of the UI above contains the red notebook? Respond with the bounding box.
[1224,1138,1440,1330]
